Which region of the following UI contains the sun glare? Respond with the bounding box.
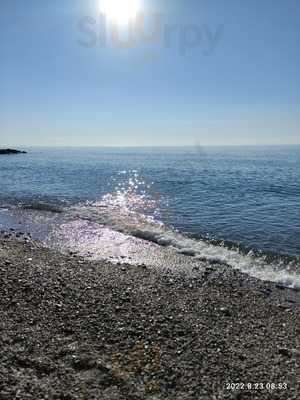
[99,0,141,24]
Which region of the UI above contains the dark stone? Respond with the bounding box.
[72,356,97,371]
[278,347,291,357]
[261,288,272,296]
[220,307,231,317]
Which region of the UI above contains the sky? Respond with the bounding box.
[0,0,299,147]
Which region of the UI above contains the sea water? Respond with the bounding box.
[0,146,299,287]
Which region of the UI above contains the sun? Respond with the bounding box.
[99,0,141,24]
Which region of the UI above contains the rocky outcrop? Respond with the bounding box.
[0,148,27,155]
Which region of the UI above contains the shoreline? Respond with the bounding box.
[0,232,299,399]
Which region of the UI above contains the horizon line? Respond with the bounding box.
[1,144,300,149]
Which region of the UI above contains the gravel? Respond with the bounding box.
[0,234,299,399]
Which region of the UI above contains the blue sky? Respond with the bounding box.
[0,0,299,146]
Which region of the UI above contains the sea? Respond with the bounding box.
[0,146,299,288]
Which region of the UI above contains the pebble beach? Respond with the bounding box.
[0,232,299,399]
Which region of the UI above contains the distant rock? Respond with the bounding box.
[0,148,27,155]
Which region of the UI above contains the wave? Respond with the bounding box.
[1,172,299,289]
[66,187,300,290]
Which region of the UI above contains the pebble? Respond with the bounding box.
[220,307,231,317]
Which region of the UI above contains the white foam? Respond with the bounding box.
[67,198,300,289]
[67,181,300,290]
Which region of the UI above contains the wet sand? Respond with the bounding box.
[0,232,299,399]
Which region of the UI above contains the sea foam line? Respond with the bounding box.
[69,200,300,290]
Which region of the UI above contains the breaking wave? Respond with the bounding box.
[66,174,300,290]
[1,172,299,289]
